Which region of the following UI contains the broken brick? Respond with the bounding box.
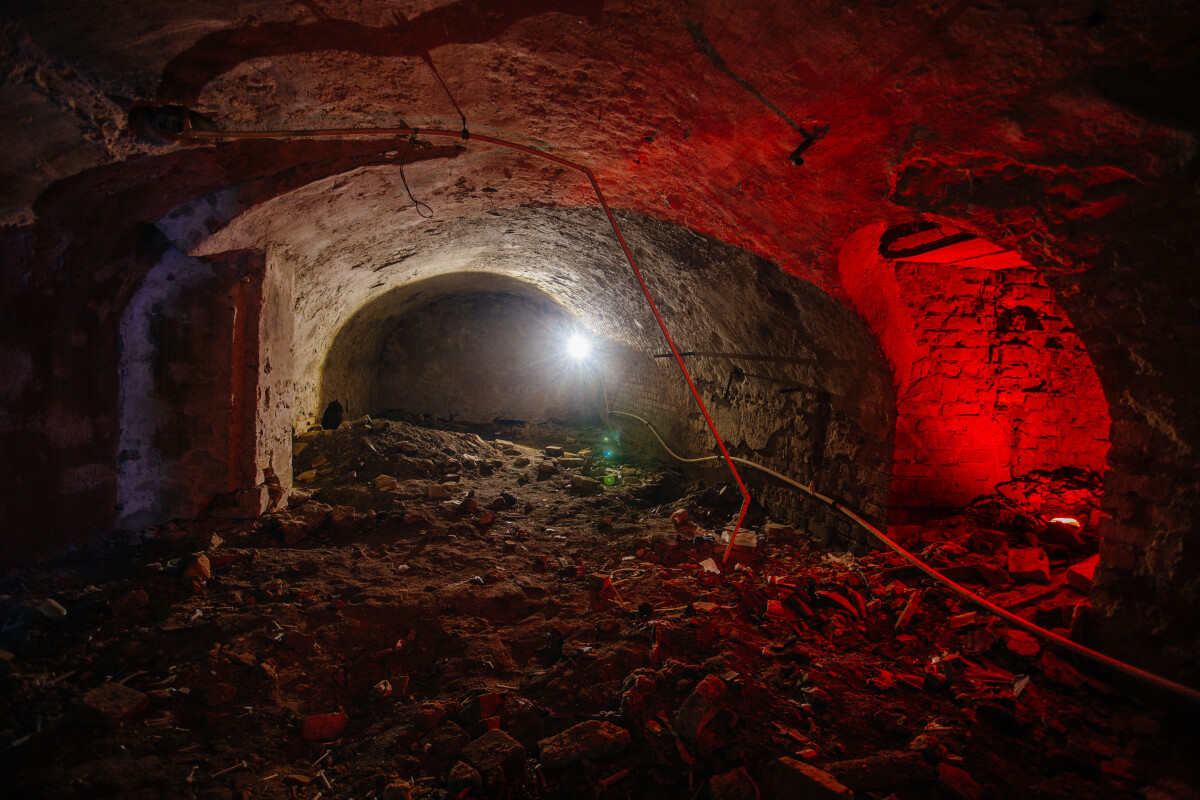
[895,590,923,631]
[461,729,525,785]
[1007,547,1050,583]
[1066,554,1099,593]
[937,762,983,800]
[709,766,760,800]
[330,504,357,527]
[675,674,726,739]
[433,721,472,759]
[448,761,482,790]
[211,485,270,519]
[276,503,332,543]
[182,554,211,585]
[301,711,349,742]
[775,757,851,800]
[537,720,630,769]
[79,683,150,728]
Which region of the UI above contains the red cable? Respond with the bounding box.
[185,124,753,557]
[581,171,752,563]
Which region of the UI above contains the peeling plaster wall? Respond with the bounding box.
[255,252,294,495]
[605,218,895,532]
[118,249,217,525]
[117,247,269,525]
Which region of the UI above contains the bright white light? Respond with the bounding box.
[565,333,591,360]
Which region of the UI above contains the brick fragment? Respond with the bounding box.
[1007,547,1050,583]
[774,757,851,800]
[80,683,150,727]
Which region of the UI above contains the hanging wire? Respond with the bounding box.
[398,133,434,218]
[392,9,470,140]
[423,52,470,141]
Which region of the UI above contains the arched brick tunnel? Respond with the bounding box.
[1,1,1198,796]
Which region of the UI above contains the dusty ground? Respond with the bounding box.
[1,417,1197,800]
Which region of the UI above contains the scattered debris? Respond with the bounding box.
[0,421,1183,800]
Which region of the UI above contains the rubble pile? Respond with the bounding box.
[890,468,1106,638]
[0,420,1194,799]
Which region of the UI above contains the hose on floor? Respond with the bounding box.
[607,409,1200,705]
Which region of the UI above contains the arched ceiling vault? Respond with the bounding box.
[4,0,1193,289]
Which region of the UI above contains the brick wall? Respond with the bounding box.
[600,287,894,543]
[839,225,1111,524]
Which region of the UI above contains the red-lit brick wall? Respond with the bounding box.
[839,224,1111,522]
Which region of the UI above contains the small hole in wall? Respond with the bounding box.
[321,400,344,430]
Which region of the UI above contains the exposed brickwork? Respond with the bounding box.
[601,255,894,542]
[839,226,1110,523]
[887,148,1200,681]
[606,352,888,544]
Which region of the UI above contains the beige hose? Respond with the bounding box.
[609,409,1200,704]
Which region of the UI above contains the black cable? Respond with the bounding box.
[399,133,434,218]
[878,221,978,259]
[422,52,469,140]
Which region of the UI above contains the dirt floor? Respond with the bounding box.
[1,417,1197,800]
